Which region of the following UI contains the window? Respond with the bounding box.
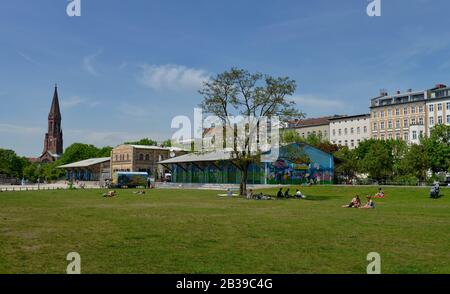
[381,134,385,140]
[344,140,348,146]
[388,120,393,129]
[380,122,385,130]
[338,129,342,135]
[438,103,443,111]
[357,127,360,134]
[351,140,354,147]
[447,115,450,124]
[388,133,393,140]
[419,106,424,113]
[351,128,354,134]
[411,106,416,114]
[403,107,408,115]
[395,108,400,116]
[411,118,416,125]
[380,111,385,118]
[388,109,392,117]
[338,140,342,145]
[419,117,424,125]
[429,104,434,112]
[396,133,401,140]
[139,154,144,161]
[373,123,377,131]
[404,119,408,128]
[332,129,336,136]
[412,131,417,140]
[404,132,409,141]
[438,116,443,124]
[364,126,367,133]
[372,111,377,118]
[396,120,400,129]
[145,154,150,161]
[344,128,348,135]
[430,117,435,126]
[447,103,450,111]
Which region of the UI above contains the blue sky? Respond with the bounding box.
[1,0,450,156]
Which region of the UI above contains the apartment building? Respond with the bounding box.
[427,84,450,137]
[329,114,370,149]
[286,116,342,140]
[370,89,428,144]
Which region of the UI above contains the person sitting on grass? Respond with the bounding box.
[277,188,284,199]
[342,195,361,208]
[374,188,385,198]
[284,188,291,198]
[247,189,254,200]
[360,195,376,209]
[227,188,233,197]
[295,189,306,199]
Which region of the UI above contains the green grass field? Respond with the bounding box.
[0,186,449,274]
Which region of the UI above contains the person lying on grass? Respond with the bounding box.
[342,195,361,208]
[103,190,117,198]
[133,190,146,195]
[360,195,376,209]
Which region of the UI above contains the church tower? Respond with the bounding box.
[42,85,63,157]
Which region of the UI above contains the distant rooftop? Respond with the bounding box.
[58,157,110,168]
[286,115,343,128]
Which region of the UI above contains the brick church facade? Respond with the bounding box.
[39,86,63,163]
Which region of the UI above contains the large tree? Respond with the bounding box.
[0,149,27,178]
[422,125,450,174]
[199,68,302,195]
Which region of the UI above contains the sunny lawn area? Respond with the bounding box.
[0,186,449,274]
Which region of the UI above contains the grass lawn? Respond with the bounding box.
[0,186,449,274]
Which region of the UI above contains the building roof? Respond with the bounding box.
[159,149,233,164]
[120,144,187,152]
[287,116,341,128]
[328,113,370,121]
[58,157,110,168]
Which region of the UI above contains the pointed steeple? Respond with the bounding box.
[49,84,61,119]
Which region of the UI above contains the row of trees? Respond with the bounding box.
[0,137,172,183]
[283,124,450,185]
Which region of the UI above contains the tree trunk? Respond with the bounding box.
[240,166,249,196]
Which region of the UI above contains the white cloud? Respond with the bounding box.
[61,96,100,109]
[83,50,102,76]
[138,64,210,92]
[0,123,44,135]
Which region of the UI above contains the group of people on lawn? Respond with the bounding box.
[342,188,384,209]
[242,188,307,200]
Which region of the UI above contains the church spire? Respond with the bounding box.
[49,84,61,119]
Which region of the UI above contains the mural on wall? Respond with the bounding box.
[266,144,333,184]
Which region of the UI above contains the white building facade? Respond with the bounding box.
[329,114,370,149]
[427,85,450,137]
